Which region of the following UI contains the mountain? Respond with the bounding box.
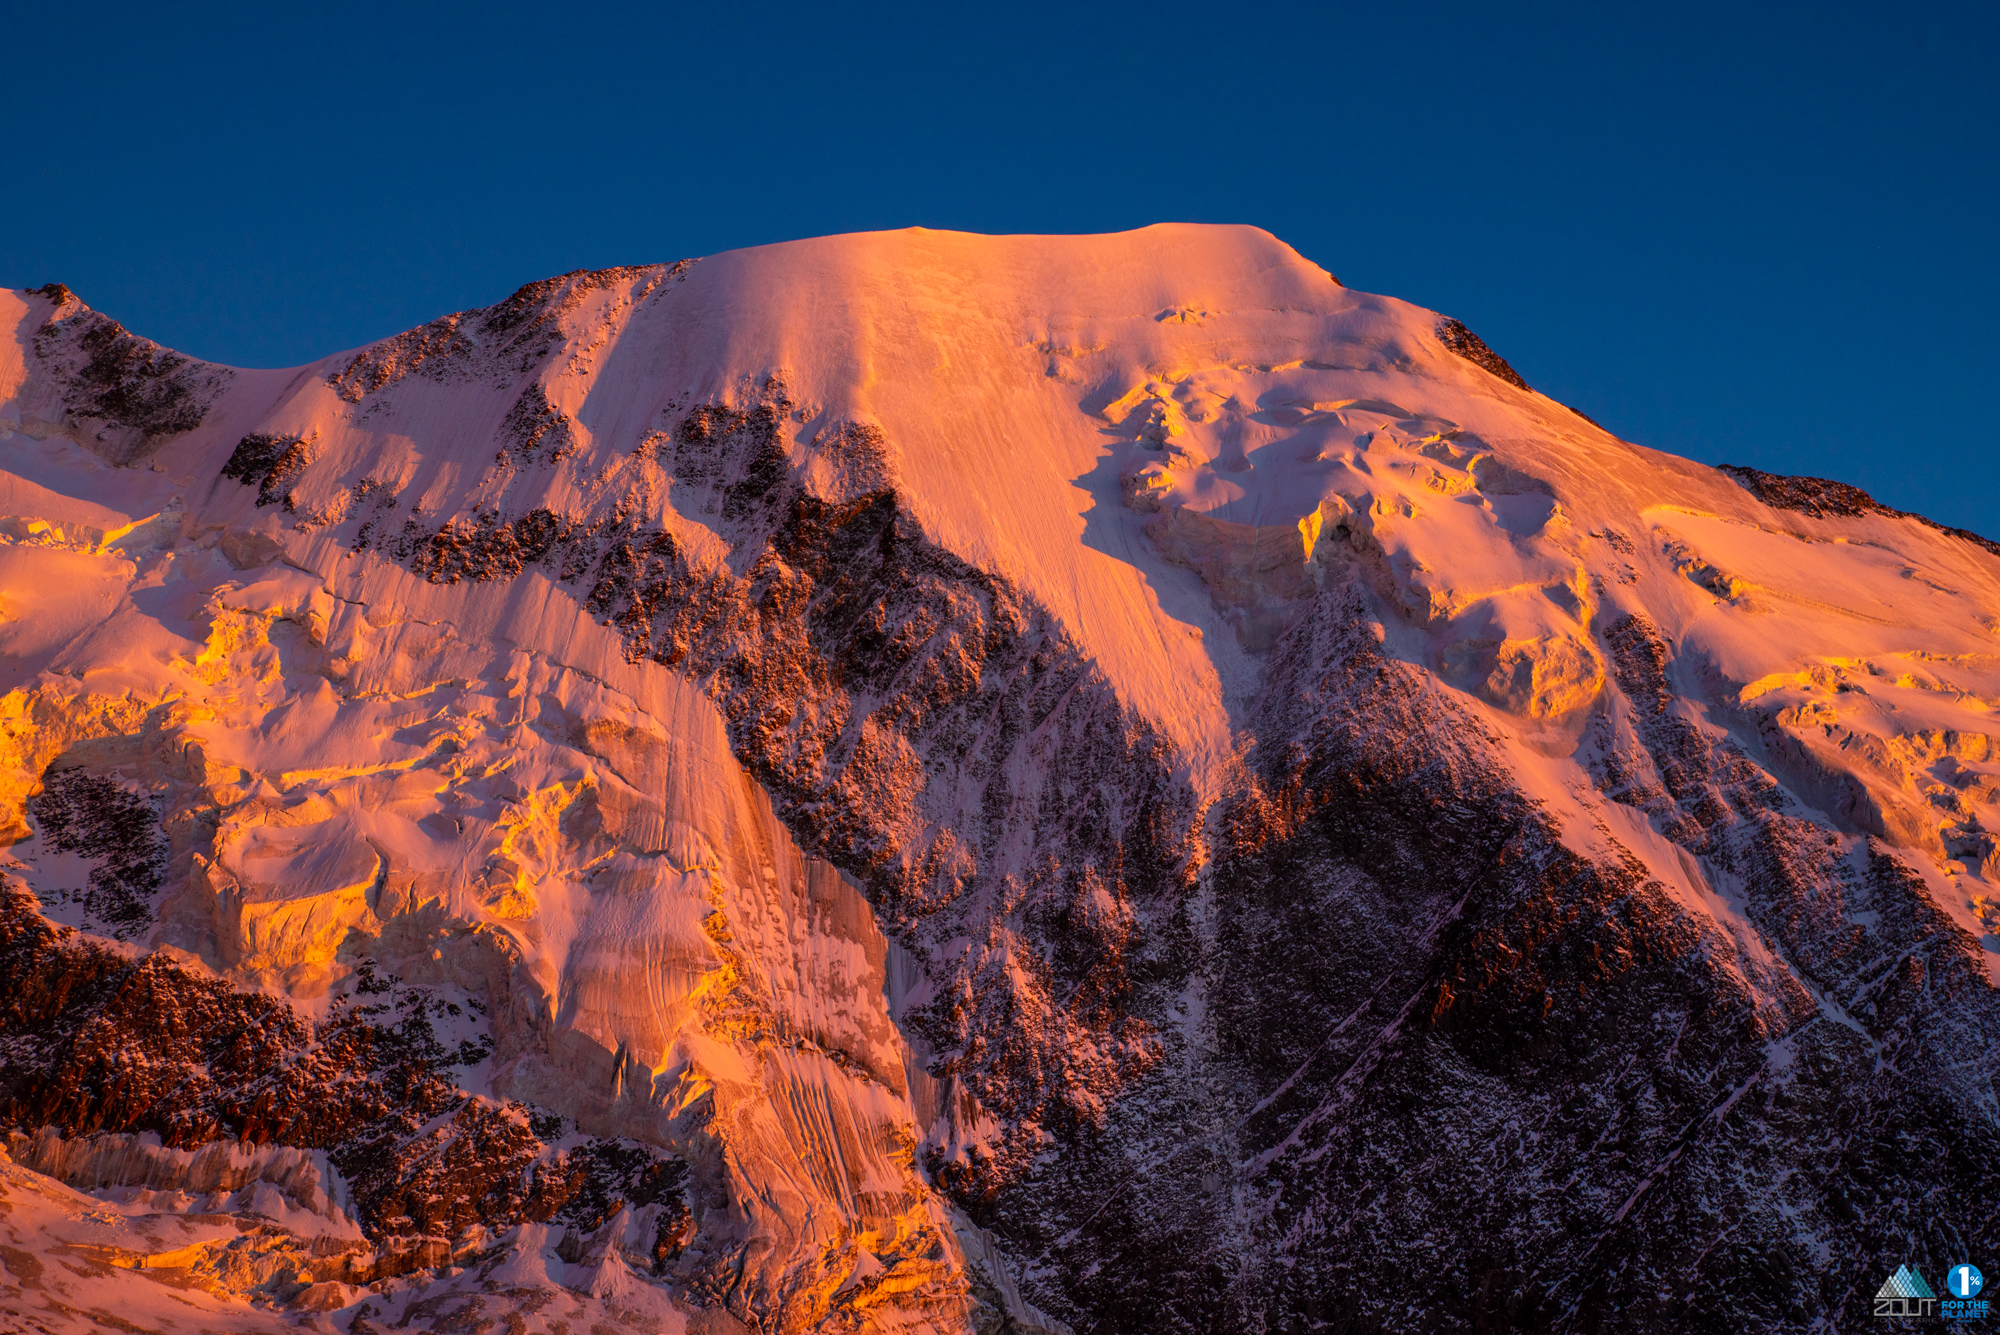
[0,225,1995,1334]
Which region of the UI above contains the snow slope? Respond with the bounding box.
[1,226,1996,1333]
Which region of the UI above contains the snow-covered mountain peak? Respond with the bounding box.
[1,225,1996,1334]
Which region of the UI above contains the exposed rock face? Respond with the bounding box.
[0,886,687,1247]
[1,226,1996,1333]
[1436,315,1530,391]
[1716,463,1888,521]
[987,593,2000,1331]
[1720,462,2000,559]
[220,431,317,510]
[14,284,229,463]
[24,767,167,939]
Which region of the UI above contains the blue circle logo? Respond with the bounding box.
[1947,1264,1984,1299]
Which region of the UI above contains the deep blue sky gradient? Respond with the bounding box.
[5,1,1995,533]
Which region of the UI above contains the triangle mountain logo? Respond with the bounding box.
[1876,1265,1937,1300]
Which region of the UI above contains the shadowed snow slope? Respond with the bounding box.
[0,226,1996,1334]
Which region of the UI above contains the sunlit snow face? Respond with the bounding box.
[1085,354,1595,697]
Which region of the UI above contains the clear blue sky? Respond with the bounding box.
[6,1,1995,534]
